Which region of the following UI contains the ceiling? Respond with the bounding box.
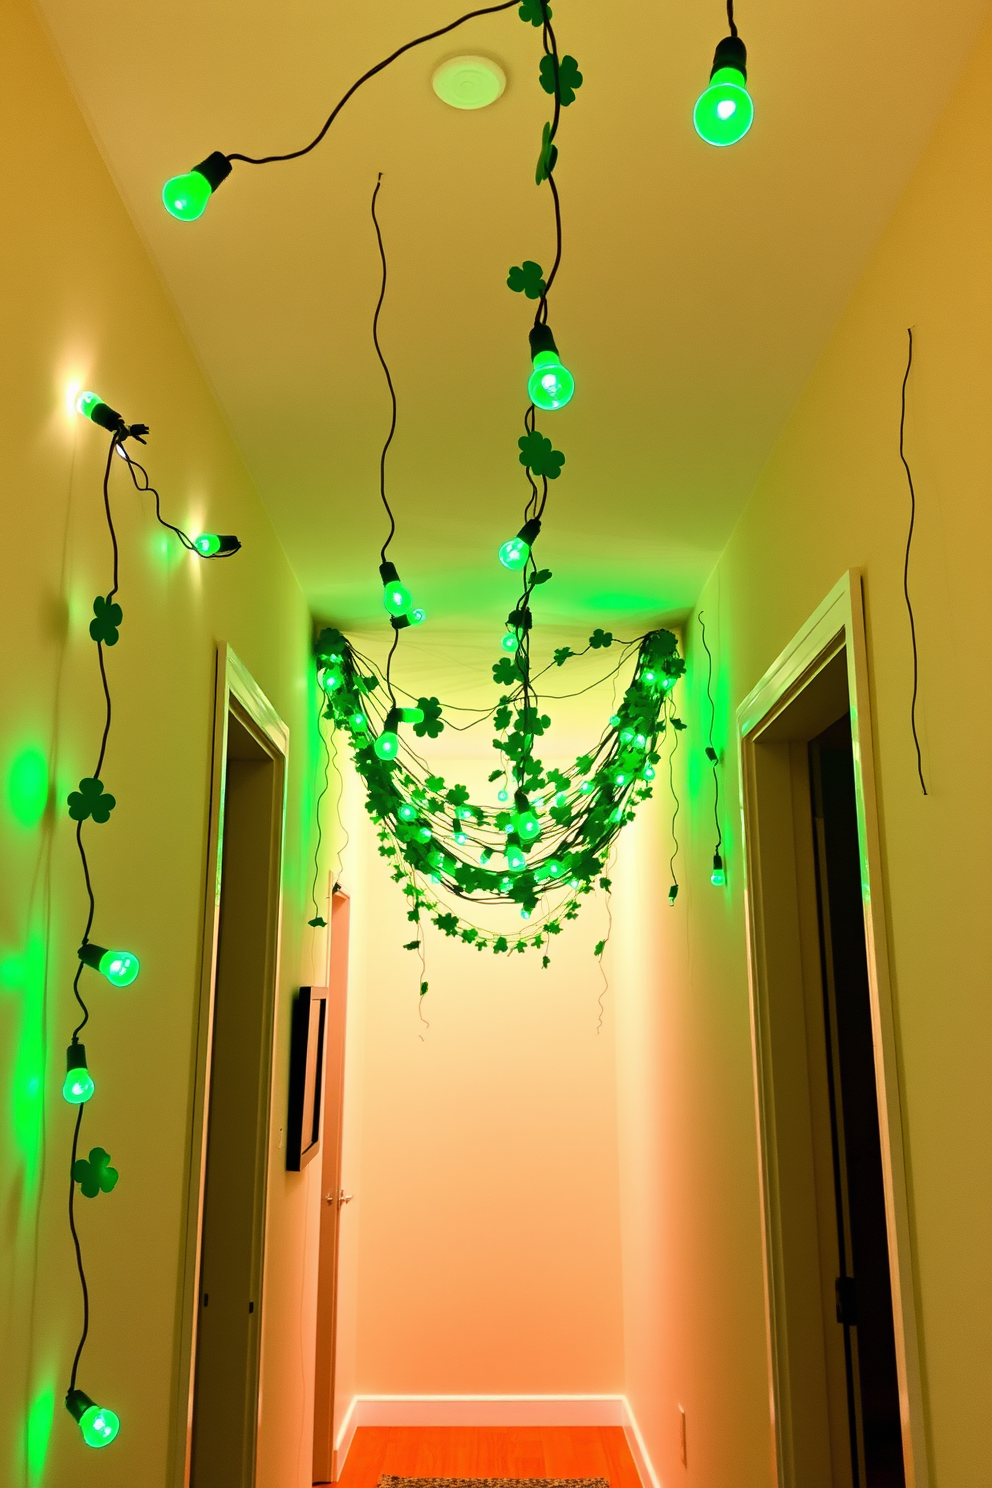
[36,0,991,653]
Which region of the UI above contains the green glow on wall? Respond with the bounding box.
[2,936,47,1194]
[693,66,753,146]
[25,1385,54,1486]
[7,749,49,827]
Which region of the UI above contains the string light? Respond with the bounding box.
[65,1390,120,1449]
[162,151,232,220]
[77,944,140,987]
[710,852,726,887]
[193,533,242,557]
[62,1044,94,1105]
[693,30,753,146]
[527,324,574,411]
[498,516,542,571]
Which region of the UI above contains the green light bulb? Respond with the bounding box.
[163,170,212,221]
[506,842,526,872]
[693,66,753,146]
[75,391,103,420]
[79,1404,120,1448]
[383,582,412,616]
[99,950,139,987]
[194,533,221,557]
[545,858,564,879]
[501,632,519,653]
[497,789,509,802]
[514,809,541,841]
[711,853,726,887]
[62,1069,94,1105]
[350,712,368,731]
[528,349,575,411]
[499,537,530,571]
[417,825,432,842]
[410,608,426,625]
[455,830,468,845]
[321,670,344,695]
[374,731,399,760]
[398,803,418,822]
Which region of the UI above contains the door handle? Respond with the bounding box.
[326,1189,354,1207]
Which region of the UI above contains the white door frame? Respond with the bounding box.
[737,570,927,1488]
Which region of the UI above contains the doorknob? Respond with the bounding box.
[338,1189,353,1208]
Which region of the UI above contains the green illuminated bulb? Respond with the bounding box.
[528,349,575,411]
[514,809,541,841]
[693,66,753,147]
[63,1043,94,1105]
[383,582,412,616]
[100,950,139,987]
[79,1404,120,1448]
[711,853,726,887]
[505,841,526,872]
[410,608,426,625]
[500,537,530,570]
[321,669,344,694]
[194,533,221,556]
[545,858,564,878]
[75,391,103,420]
[501,632,519,653]
[350,712,368,731]
[497,789,509,802]
[163,169,212,220]
[398,803,418,822]
[374,732,399,760]
[455,830,468,845]
[417,825,432,842]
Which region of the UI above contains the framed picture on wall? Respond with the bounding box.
[286,985,328,1171]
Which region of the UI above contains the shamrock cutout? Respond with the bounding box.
[314,626,346,660]
[493,703,512,731]
[433,913,459,937]
[67,777,116,824]
[516,705,551,738]
[413,697,444,739]
[73,1146,119,1199]
[536,122,559,184]
[425,774,446,792]
[518,430,565,479]
[89,594,123,647]
[553,646,574,667]
[539,53,583,106]
[518,0,550,23]
[492,656,521,686]
[589,628,614,649]
[445,784,470,808]
[308,915,327,928]
[507,261,546,300]
[531,568,552,586]
[420,981,429,997]
[403,940,420,951]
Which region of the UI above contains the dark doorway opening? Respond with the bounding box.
[809,716,905,1488]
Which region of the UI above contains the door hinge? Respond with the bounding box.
[835,1275,857,1326]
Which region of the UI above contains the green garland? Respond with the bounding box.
[314,625,685,960]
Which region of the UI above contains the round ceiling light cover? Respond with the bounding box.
[432,55,506,110]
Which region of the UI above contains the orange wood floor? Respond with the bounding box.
[337,1427,642,1488]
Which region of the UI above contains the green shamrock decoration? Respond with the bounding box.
[72,1147,119,1199]
[308,915,327,928]
[413,697,444,739]
[507,261,546,299]
[518,430,565,479]
[539,53,583,106]
[518,0,550,23]
[589,628,614,649]
[492,656,522,687]
[67,777,116,824]
[536,122,558,185]
[89,594,123,647]
[553,647,574,666]
[531,568,552,586]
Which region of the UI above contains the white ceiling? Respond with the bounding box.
[36,0,992,642]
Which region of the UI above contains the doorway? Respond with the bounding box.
[176,649,288,1488]
[737,574,927,1488]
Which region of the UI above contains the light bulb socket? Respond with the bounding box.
[668,884,679,904]
[710,34,747,80]
[517,517,542,546]
[712,852,724,873]
[528,323,560,360]
[193,151,232,192]
[384,708,401,732]
[390,613,411,630]
[379,560,401,585]
[77,942,108,972]
[87,400,127,435]
[506,606,532,631]
[66,1041,88,1073]
[513,789,531,813]
[705,745,718,763]
[65,1389,96,1425]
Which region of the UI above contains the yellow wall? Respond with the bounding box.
[613,18,992,1486]
[0,1,324,1484]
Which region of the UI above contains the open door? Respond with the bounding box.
[312,889,350,1484]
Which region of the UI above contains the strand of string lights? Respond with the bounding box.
[698,612,725,884]
[898,327,928,796]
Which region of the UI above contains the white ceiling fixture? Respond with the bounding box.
[432,55,506,110]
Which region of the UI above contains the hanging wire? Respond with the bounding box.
[370,176,399,566]
[308,688,332,926]
[727,0,738,38]
[667,699,682,902]
[899,328,928,796]
[698,612,723,859]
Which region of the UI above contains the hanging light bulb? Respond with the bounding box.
[78,943,140,987]
[193,533,242,558]
[501,631,519,653]
[693,35,753,146]
[527,325,575,411]
[511,790,541,842]
[498,517,542,571]
[505,839,527,872]
[321,668,344,695]
[373,706,423,761]
[62,1042,94,1105]
[65,1389,120,1448]
[75,392,126,435]
[162,151,232,221]
[668,884,679,905]
[398,803,418,822]
[379,560,413,618]
[710,852,726,887]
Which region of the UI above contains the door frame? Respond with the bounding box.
[170,644,289,1487]
[737,571,927,1488]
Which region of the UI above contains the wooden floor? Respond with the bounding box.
[337,1427,642,1488]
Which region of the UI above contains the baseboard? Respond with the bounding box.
[333,1395,660,1488]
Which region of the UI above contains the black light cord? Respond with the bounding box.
[309,687,332,926]
[899,328,927,796]
[370,176,398,566]
[67,1105,90,1392]
[698,611,723,855]
[668,697,682,897]
[118,447,196,552]
[226,0,518,167]
[727,0,738,39]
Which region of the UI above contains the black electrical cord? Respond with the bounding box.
[117,447,195,552]
[309,687,332,926]
[727,0,738,39]
[668,698,682,900]
[899,328,927,796]
[698,612,723,857]
[225,0,518,168]
[370,176,399,567]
